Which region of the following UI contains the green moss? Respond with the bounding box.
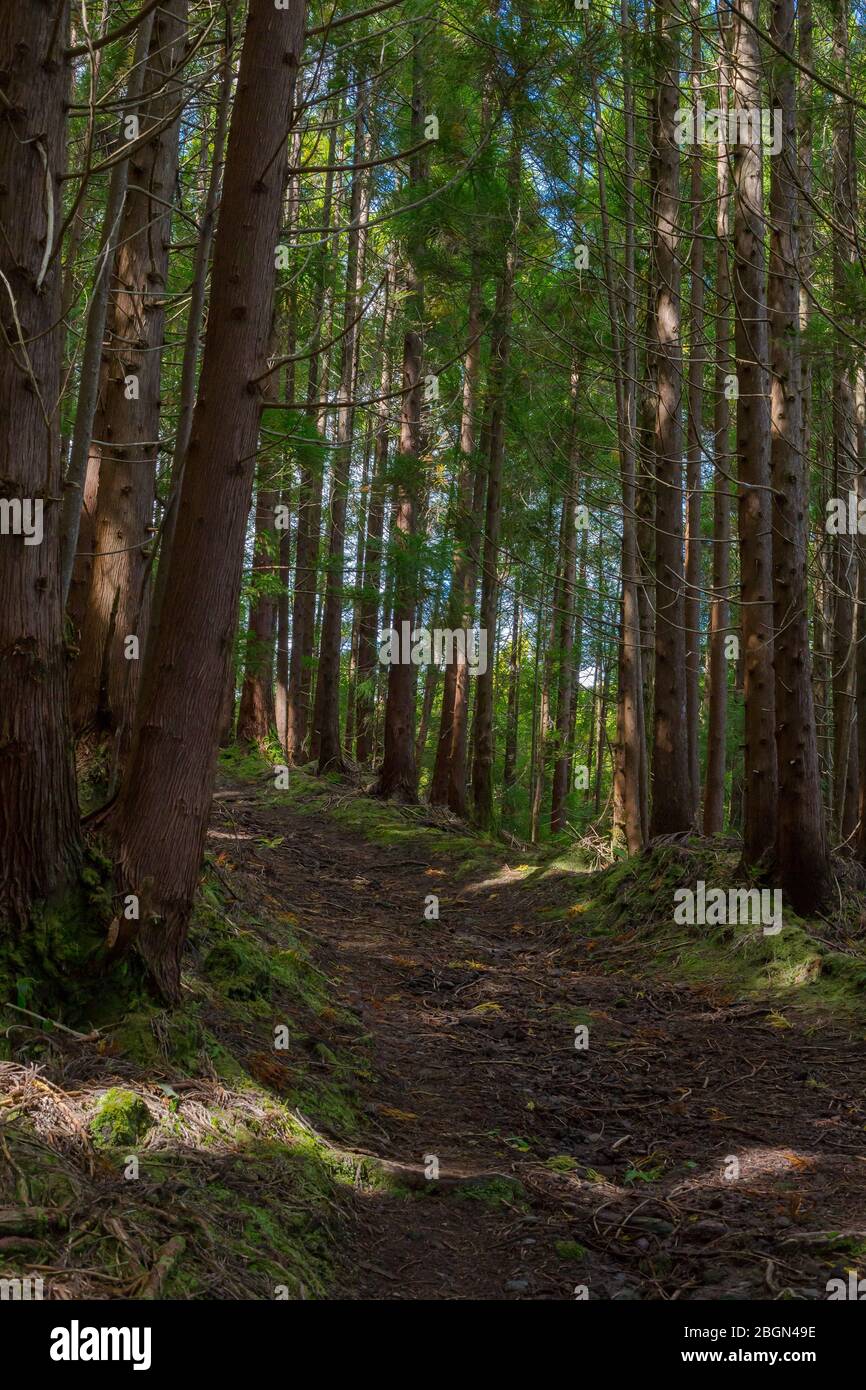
[0,833,152,1038]
[162,1267,204,1299]
[89,1088,153,1150]
[270,947,329,1013]
[218,744,273,782]
[202,937,272,1000]
[454,1176,526,1209]
[0,753,408,1298]
[113,1006,206,1071]
[555,1239,588,1260]
[288,1079,360,1137]
[203,1036,252,1084]
[220,749,502,879]
[567,842,866,1024]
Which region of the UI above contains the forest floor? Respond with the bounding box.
[213,758,866,1301]
[3,754,866,1301]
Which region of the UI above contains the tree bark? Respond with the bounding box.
[143,37,232,708]
[70,0,187,771]
[830,0,858,843]
[112,0,306,1000]
[374,53,426,800]
[703,40,733,835]
[60,12,157,604]
[430,268,483,808]
[236,471,278,745]
[551,372,580,834]
[731,0,778,863]
[684,5,704,819]
[503,586,522,798]
[472,133,521,828]
[768,0,829,908]
[344,420,374,753]
[649,0,691,835]
[316,74,371,772]
[0,0,82,922]
[285,117,337,764]
[355,268,394,764]
[593,32,645,854]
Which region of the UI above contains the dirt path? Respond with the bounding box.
[218,782,866,1301]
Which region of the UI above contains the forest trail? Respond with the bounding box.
[214,779,866,1301]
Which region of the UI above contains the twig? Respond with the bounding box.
[3,1004,99,1042]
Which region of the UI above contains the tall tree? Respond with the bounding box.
[316,71,371,772]
[112,0,306,999]
[285,115,337,765]
[472,130,521,828]
[731,0,777,864]
[355,267,395,765]
[374,47,427,799]
[768,0,829,908]
[430,269,483,811]
[830,0,858,842]
[69,0,188,771]
[703,34,732,836]
[550,376,580,835]
[0,0,81,921]
[60,11,158,603]
[649,0,691,835]
[684,4,704,818]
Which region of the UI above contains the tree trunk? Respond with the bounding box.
[355,269,394,764]
[70,0,187,771]
[503,587,522,796]
[731,0,778,863]
[472,134,521,828]
[703,41,732,835]
[345,421,374,753]
[415,659,440,771]
[142,35,232,708]
[531,583,557,844]
[684,5,704,819]
[550,373,580,834]
[60,13,157,604]
[649,0,691,835]
[236,472,278,745]
[594,654,611,815]
[830,0,858,843]
[275,483,292,752]
[374,325,423,797]
[593,31,645,854]
[374,54,426,800]
[316,76,371,772]
[768,0,829,908]
[112,0,306,1000]
[430,269,483,807]
[0,0,82,922]
[856,372,866,863]
[285,117,337,764]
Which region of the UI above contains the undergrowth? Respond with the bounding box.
[0,743,522,1300]
[219,742,502,876]
[0,786,381,1299]
[554,838,866,1025]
